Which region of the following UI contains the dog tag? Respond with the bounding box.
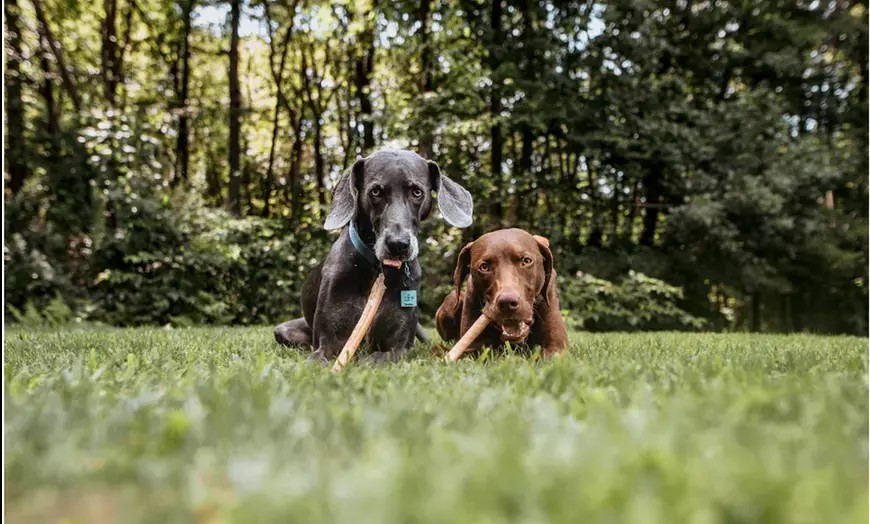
[400,290,417,308]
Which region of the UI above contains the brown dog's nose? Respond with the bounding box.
[496,291,520,312]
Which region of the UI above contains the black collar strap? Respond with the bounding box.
[349,221,379,266]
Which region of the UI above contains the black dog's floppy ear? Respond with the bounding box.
[324,158,365,230]
[533,235,554,305]
[429,160,473,228]
[453,241,474,296]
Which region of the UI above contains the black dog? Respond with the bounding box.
[274,149,473,364]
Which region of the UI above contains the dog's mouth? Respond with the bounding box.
[481,302,534,342]
[496,319,532,342]
[374,235,419,268]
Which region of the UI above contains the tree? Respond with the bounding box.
[173,0,196,186]
[417,0,434,158]
[228,0,242,217]
[4,0,27,195]
[487,0,504,224]
[353,1,377,154]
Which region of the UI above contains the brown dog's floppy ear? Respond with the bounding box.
[324,158,366,230]
[453,242,474,296]
[533,235,554,305]
[429,161,473,228]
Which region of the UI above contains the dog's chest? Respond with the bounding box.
[369,274,420,345]
[376,283,419,318]
[366,294,419,349]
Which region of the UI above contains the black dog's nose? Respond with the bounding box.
[497,291,520,312]
[385,235,411,256]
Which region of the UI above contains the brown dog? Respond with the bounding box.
[435,228,568,357]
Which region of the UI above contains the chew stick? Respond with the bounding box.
[332,273,387,373]
[445,314,491,362]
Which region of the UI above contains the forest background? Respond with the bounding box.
[4,0,867,334]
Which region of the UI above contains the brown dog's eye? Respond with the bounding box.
[411,188,424,199]
[370,187,382,198]
[478,262,491,273]
[521,256,534,266]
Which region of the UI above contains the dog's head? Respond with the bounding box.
[453,229,554,342]
[323,150,473,265]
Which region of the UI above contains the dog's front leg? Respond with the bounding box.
[309,323,358,366]
[310,319,361,365]
[309,285,366,366]
[362,305,418,365]
[531,290,569,357]
[362,342,414,366]
[363,349,404,365]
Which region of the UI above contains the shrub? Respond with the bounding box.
[559,270,706,332]
[7,294,76,327]
[89,200,331,326]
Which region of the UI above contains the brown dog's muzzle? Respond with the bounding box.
[483,288,535,342]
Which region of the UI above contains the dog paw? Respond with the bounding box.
[306,350,330,367]
[365,351,398,366]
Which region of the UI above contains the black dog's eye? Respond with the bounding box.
[411,188,424,199]
[478,261,491,273]
[370,187,382,198]
[521,256,534,266]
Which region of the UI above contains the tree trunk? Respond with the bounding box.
[313,120,327,216]
[241,142,252,215]
[283,62,306,216]
[206,155,222,203]
[513,125,533,222]
[750,293,762,333]
[101,0,120,106]
[780,294,791,332]
[627,180,641,240]
[5,0,28,195]
[263,99,280,217]
[336,84,351,167]
[611,175,621,242]
[32,0,81,112]
[418,0,434,157]
[174,0,194,186]
[354,3,376,153]
[342,62,357,165]
[583,157,603,247]
[39,33,60,156]
[117,2,134,110]
[356,53,375,152]
[298,43,325,217]
[228,0,242,217]
[639,164,663,246]
[263,1,299,215]
[288,121,304,217]
[489,0,504,223]
[791,293,804,332]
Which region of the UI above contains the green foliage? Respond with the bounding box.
[89,193,331,326]
[7,294,75,327]
[560,270,706,332]
[3,0,867,333]
[4,231,70,310]
[5,327,867,522]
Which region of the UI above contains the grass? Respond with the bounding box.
[4,327,868,524]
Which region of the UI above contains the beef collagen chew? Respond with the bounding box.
[445,314,491,362]
[332,273,387,372]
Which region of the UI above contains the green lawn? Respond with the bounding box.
[4,327,868,523]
